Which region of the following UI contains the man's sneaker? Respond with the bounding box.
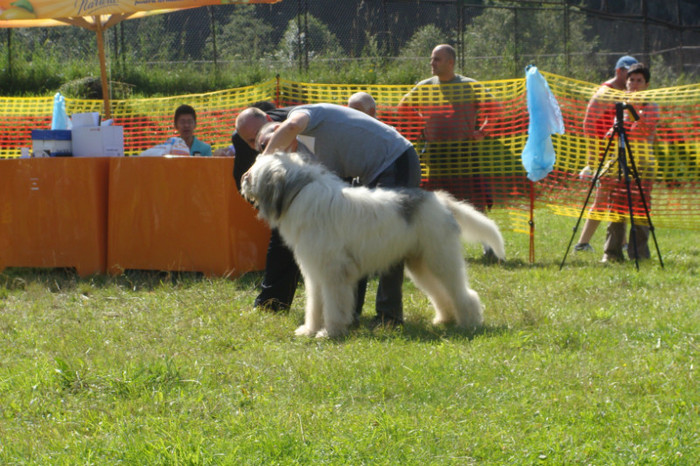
[574,243,594,252]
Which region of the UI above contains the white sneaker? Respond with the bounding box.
[574,243,594,252]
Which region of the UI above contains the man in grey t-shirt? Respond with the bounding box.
[263,103,419,186]
[257,102,421,327]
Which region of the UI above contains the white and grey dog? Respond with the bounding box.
[241,152,505,338]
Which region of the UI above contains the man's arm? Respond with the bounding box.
[261,111,310,155]
[583,86,615,137]
[232,132,257,191]
[583,98,602,137]
[582,87,611,166]
[470,83,493,141]
[635,102,660,131]
[396,86,425,140]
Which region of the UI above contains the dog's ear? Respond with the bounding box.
[251,159,288,224]
[253,154,317,222]
[276,164,317,217]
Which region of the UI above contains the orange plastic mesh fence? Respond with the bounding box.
[539,72,700,231]
[1,74,698,231]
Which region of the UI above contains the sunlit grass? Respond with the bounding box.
[0,210,697,464]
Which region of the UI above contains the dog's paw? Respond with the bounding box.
[295,325,316,337]
[432,316,454,326]
[316,325,348,339]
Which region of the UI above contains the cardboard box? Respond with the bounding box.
[72,112,100,128]
[72,126,124,157]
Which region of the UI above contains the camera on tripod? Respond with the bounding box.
[561,99,663,270]
[615,101,639,123]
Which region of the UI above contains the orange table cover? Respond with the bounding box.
[0,158,109,276]
[106,157,270,277]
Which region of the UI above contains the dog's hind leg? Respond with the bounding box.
[408,250,484,329]
[457,288,484,329]
[406,257,458,325]
[295,277,324,337]
[432,260,483,329]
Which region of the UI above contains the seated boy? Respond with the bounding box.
[173,104,212,156]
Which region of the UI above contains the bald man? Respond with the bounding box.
[233,104,298,312]
[347,91,377,118]
[232,104,291,190]
[399,44,495,261]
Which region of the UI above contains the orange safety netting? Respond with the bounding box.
[1,74,698,232]
[539,73,700,231]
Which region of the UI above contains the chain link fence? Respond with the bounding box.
[3,0,699,89]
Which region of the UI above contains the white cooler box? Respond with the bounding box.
[31,129,72,157]
[72,126,124,157]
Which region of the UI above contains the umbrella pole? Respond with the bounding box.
[95,16,111,120]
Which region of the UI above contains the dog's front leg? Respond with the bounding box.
[317,280,355,338]
[295,277,323,337]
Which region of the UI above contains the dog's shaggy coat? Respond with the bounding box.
[241,152,505,338]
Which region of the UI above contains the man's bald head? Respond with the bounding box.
[235,107,270,149]
[430,44,457,81]
[433,44,456,62]
[347,92,377,118]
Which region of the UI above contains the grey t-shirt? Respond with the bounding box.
[405,74,481,141]
[288,103,413,185]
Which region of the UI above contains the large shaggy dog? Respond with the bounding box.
[241,152,505,338]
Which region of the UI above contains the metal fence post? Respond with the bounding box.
[209,6,218,73]
[6,29,11,81]
[513,7,519,77]
[563,0,570,76]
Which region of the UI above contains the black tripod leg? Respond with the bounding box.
[619,140,640,271]
[625,141,664,268]
[560,137,615,270]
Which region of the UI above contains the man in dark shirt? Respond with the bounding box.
[233,103,298,312]
[232,102,290,190]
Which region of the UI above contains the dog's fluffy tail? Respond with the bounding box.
[436,191,506,260]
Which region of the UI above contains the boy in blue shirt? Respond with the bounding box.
[173,104,212,156]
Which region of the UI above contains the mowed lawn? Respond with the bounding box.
[0,210,697,464]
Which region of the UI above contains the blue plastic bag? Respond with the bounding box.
[521,66,564,182]
[51,92,72,130]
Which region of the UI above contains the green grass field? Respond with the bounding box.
[1,210,698,464]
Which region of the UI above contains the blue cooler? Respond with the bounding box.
[31,129,72,157]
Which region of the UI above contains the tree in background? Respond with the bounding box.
[399,24,449,61]
[123,15,178,63]
[391,24,449,84]
[0,26,98,94]
[204,6,274,63]
[275,14,342,64]
[463,5,600,80]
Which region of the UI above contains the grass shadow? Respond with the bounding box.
[311,315,513,344]
[231,271,264,290]
[398,320,511,343]
[0,267,219,292]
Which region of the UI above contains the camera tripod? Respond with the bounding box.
[561,102,663,270]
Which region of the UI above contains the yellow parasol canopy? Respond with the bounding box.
[0,0,284,118]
